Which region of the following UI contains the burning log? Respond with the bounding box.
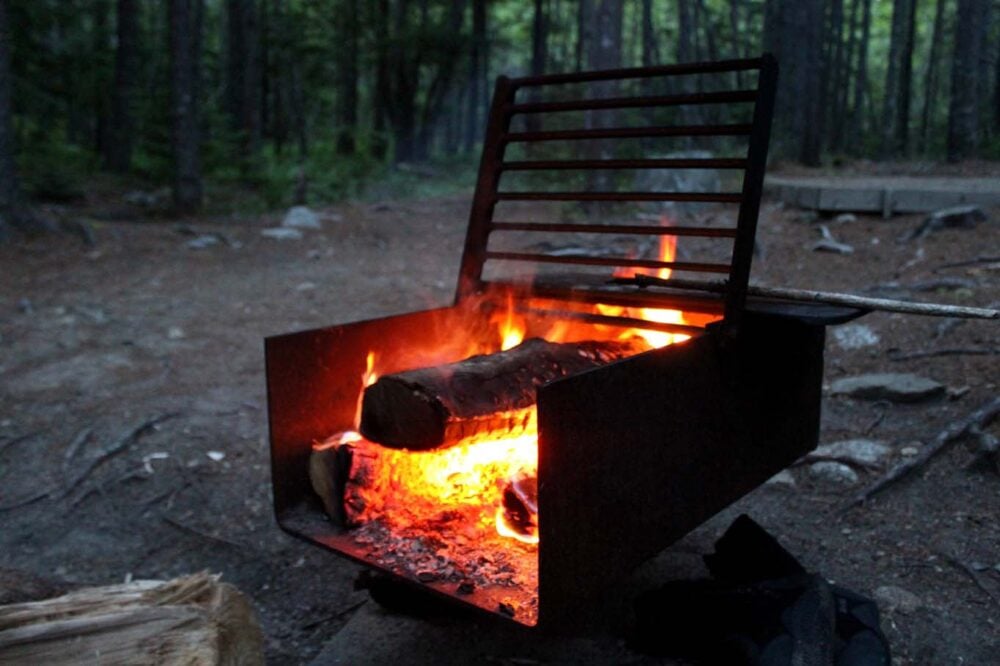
[360,337,646,450]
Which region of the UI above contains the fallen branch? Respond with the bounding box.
[56,413,179,501]
[935,255,1000,271]
[888,347,1000,362]
[61,427,93,474]
[0,432,42,457]
[161,516,251,553]
[846,397,1000,508]
[941,553,1000,609]
[610,275,1000,320]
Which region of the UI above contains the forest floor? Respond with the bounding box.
[1,175,998,664]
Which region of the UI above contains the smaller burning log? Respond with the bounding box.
[500,471,538,542]
[360,337,646,450]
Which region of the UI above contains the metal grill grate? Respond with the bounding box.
[455,54,778,334]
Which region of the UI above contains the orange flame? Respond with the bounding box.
[330,218,703,548]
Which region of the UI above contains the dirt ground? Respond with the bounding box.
[1,181,998,664]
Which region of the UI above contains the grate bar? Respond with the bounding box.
[509,56,765,87]
[504,123,752,143]
[495,191,742,203]
[501,157,747,171]
[485,251,731,273]
[507,90,757,114]
[490,222,738,238]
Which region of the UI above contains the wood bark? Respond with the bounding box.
[372,0,390,160]
[948,0,988,160]
[106,0,137,172]
[359,338,646,450]
[169,0,203,214]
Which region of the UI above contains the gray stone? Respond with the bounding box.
[281,205,321,229]
[814,439,890,465]
[808,461,859,485]
[832,324,880,350]
[834,213,857,223]
[765,469,797,487]
[185,235,221,249]
[261,227,303,241]
[830,373,945,403]
[874,585,922,614]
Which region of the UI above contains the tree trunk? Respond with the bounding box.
[169,0,203,214]
[850,0,872,145]
[882,0,916,156]
[372,0,390,159]
[0,0,20,240]
[226,0,261,156]
[948,0,987,160]
[336,0,359,155]
[919,0,946,152]
[464,0,486,151]
[106,0,138,172]
[575,0,592,71]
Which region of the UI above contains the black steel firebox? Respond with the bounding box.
[265,55,863,629]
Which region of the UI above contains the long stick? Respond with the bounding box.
[610,275,999,319]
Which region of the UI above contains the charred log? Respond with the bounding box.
[360,337,646,450]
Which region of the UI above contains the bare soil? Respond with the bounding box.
[1,187,998,664]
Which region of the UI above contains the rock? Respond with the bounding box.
[281,206,321,229]
[900,445,919,456]
[834,213,857,224]
[167,326,185,340]
[808,461,859,485]
[765,469,797,487]
[186,235,221,249]
[261,227,303,241]
[814,439,890,465]
[874,585,922,614]
[904,204,987,241]
[832,324,880,350]
[830,373,945,403]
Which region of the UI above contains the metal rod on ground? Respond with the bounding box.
[610,274,1000,320]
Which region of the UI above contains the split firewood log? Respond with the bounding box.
[0,572,264,665]
[359,337,646,450]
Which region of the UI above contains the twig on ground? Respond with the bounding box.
[888,347,1000,362]
[56,413,180,501]
[299,599,368,631]
[935,255,1000,271]
[846,397,1000,509]
[0,431,42,457]
[863,402,890,436]
[0,487,59,512]
[942,553,1000,609]
[62,427,94,473]
[161,515,250,553]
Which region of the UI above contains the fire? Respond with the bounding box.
[323,216,698,550]
[494,291,526,351]
[597,216,691,349]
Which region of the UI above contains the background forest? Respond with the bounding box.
[0,0,998,233]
